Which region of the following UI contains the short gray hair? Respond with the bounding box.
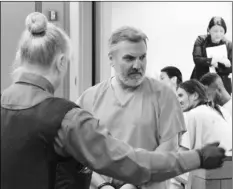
[108,26,148,55]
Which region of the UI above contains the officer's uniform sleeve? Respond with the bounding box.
[54,108,200,185]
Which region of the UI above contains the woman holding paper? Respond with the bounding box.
[191,16,232,94]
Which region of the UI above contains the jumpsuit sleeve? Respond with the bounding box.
[54,108,201,185]
[75,89,94,112]
[157,86,187,143]
[180,112,197,150]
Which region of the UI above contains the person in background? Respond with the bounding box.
[190,16,232,94]
[177,79,232,189]
[200,72,232,116]
[160,66,183,94]
[77,26,188,189]
[171,75,232,189]
[1,12,226,189]
[159,66,185,189]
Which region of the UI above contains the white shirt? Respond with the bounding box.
[181,104,232,151]
[180,105,232,189]
[219,105,232,127]
[222,98,232,117]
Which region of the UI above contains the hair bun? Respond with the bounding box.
[25,12,48,35]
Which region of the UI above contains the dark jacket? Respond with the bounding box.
[190,35,232,93]
[1,74,91,189]
[1,97,84,189]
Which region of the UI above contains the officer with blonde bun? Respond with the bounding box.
[1,12,226,189]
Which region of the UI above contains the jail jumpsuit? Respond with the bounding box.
[77,76,187,189]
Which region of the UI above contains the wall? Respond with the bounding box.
[95,2,113,82]
[100,2,232,81]
[69,2,93,101]
[69,2,80,101]
[42,2,70,99]
[1,2,35,92]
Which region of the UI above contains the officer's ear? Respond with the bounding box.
[54,54,68,74]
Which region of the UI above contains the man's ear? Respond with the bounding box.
[171,76,177,85]
[109,54,114,67]
[216,87,222,97]
[193,92,199,101]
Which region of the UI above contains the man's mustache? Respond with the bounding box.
[128,70,142,75]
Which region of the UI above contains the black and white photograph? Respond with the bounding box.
[1,1,232,189]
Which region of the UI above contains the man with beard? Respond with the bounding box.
[76,26,187,189]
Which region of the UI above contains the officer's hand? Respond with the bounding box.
[197,142,226,169]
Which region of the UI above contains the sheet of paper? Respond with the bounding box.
[206,44,227,59]
[206,45,227,73]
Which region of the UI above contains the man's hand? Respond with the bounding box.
[112,179,125,188]
[101,186,115,189]
[196,142,226,169]
[120,184,138,189]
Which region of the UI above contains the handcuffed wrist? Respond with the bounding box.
[119,184,141,189]
[97,182,115,189]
